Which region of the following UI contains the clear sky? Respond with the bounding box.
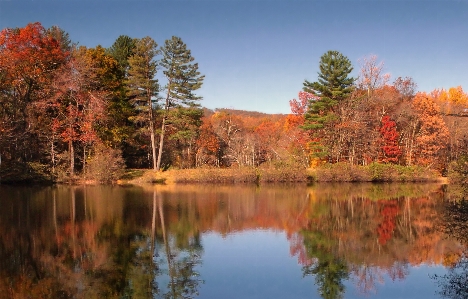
[1,0,467,114]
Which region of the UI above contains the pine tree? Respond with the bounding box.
[304,50,355,101]
[302,51,355,161]
[157,36,204,170]
[303,50,355,130]
[126,37,159,170]
[107,35,136,77]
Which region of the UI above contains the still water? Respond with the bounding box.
[0,183,466,299]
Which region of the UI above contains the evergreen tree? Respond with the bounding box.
[157,36,204,170]
[302,51,355,161]
[304,50,355,101]
[303,50,355,130]
[46,25,73,53]
[107,35,136,77]
[127,37,159,170]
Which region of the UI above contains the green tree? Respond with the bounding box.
[303,50,355,129]
[46,25,73,53]
[157,36,204,170]
[107,35,136,77]
[302,51,355,162]
[127,37,159,170]
[303,50,355,100]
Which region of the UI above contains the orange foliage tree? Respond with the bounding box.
[196,116,221,166]
[412,92,450,169]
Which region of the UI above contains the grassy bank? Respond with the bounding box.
[309,162,441,182]
[121,166,310,185]
[0,161,443,185]
[120,163,442,185]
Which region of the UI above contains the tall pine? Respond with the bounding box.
[157,36,204,170]
[127,37,159,170]
[303,50,355,161]
[303,50,355,129]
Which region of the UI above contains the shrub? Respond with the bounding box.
[314,162,370,182]
[448,155,468,185]
[257,163,308,183]
[313,162,438,182]
[86,144,125,183]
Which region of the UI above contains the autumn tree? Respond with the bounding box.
[412,92,450,170]
[393,76,417,101]
[127,36,159,170]
[158,36,204,170]
[46,25,74,52]
[41,46,108,176]
[378,116,401,163]
[196,116,221,167]
[284,91,315,167]
[356,54,390,99]
[211,112,249,167]
[255,119,283,165]
[0,22,67,174]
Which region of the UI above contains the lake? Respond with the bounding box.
[0,183,466,299]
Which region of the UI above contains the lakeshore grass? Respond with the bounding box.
[120,163,441,185]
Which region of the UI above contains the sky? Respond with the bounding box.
[1,0,467,114]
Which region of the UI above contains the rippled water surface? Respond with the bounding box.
[0,183,466,298]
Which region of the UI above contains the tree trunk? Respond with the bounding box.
[51,138,55,174]
[156,116,166,171]
[156,89,171,171]
[150,123,157,170]
[148,91,157,170]
[69,139,74,176]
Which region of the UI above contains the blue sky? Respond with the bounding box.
[1,0,467,114]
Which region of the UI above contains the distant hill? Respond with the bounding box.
[203,107,287,121]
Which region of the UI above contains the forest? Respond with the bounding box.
[1,22,468,183]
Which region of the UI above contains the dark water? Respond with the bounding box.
[0,183,467,299]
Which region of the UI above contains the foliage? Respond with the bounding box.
[356,54,390,98]
[106,35,136,75]
[412,92,450,169]
[1,22,467,183]
[303,50,355,101]
[127,36,159,170]
[379,116,401,163]
[432,199,468,299]
[157,36,205,170]
[85,143,125,182]
[311,162,439,182]
[448,155,468,185]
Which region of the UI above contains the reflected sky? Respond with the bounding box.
[200,230,445,299]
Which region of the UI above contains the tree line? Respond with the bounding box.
[0,23,204,181]
[298,51,468,175]
[1,22,467,182]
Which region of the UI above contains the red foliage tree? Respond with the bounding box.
[379,116,401,163]
[0,22,67,104]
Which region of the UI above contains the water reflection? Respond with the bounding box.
[432,198,468,299]
[0,183,466,298]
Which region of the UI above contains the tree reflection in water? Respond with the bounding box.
[156,192,204,299]
[433,198,468,299]
[0,183,466,298]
